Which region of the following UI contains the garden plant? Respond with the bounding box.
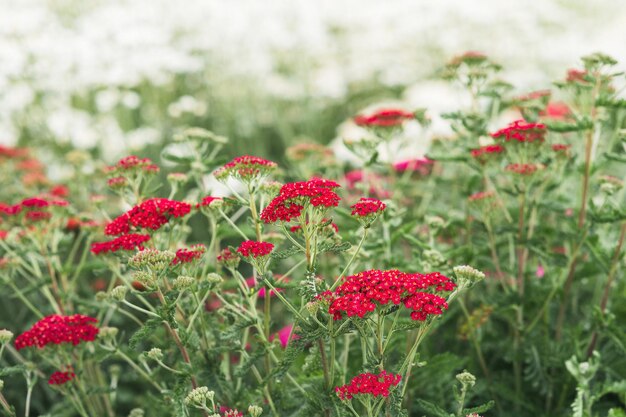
[0,52,625,417]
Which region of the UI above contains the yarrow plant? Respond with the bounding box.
[1,52,625,417]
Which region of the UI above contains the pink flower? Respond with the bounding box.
[541,102,572,120]
[392,158,433,175]
[270,324,298,348]
[536,264,545,278]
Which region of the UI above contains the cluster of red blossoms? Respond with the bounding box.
[491,120,547,143]
[236,240,274,258]
[335,371,401,401]
[214,155,277,182]
[350,198,386,217]
[505,163,542,176]
[197,196,222,208]
[91,233,151,254]
[104,198,191,235]
[219,407,243,417]
[1,196,69,222]
[105,155,159,174]
[470,145,505,162]
[354,108,415,128]
[48,370,76,385]
[15,314,99,350]
[172,245,206,265]
[468,191,495,202]
[260,178,341,223]
[320,270,455,321]
[392,158,433,175]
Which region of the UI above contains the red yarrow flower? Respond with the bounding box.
[336,371,401,401]
[106,155,159,174]
[468,191,495,202]
[540,102,572,120]
[171,244,206,265]
[260,178,341,224]
[104,198,191,236]
[237,240,274,258]
[321,269,455,321]
[48,370,76,385]
[350,198,386,217]
[15,314,99,350]
[491,120,546,143]
[214,155,277,182]
[392,158,433,175]
[505,163,542,175]
[91,234,151,254]
[354,108,415,128]
[470,145,505,161]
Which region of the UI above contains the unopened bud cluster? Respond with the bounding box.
[129,249,176,271]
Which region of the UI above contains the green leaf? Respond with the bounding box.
[271,246,302,259]
[463,401,495,415]
[415,399,452,417]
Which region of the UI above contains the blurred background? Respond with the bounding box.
[1,0,625,163]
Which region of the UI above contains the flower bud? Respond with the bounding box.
[95,291,108,302]
[425,215,446,233]
[129,249,176,271]
[456,370,476,388]
[167,172,188,184]
[205,273,223,285]
[0,329,14,344]
[184,386,213,407]
[133,271,156,289]
[128,409,145,417]
[305,301,320,315]
[110,285,128,301]
[422,249,446,267]
[453,265,486,285]
[146,348,163,361]
[174,275,195,290]
[98,327,119,341]
[248,405,263,417]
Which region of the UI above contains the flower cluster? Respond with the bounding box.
[104,198,191,235]
[15,315,99,350]
[393,158,433,175]
[1,196,69,220]
[217,248,240,269]
[198,196,223,209]
[350,198,386,217]
[468,191,495,202]
[335,371,401,401]
[320,269,455,321]
[48,370,76,385]
[91,234,151,254]
[354,108,415,127]
[105,155,159,174]
[172,245,206,265]
[260,178,341,223]
[219,407,244,417]
[214,155,277,183]
[237,241,274,258]
[505,163,542,176]
[470,145,505,162]
[491,120,547,143]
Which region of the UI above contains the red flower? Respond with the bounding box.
[15,315,99,350]
[350,198,386,217]
[552,144,571,152]
[322,269,455,321]
[237,241,274,258]
[91,234,151,254]
[540,102,572,120]
[219,407,244,417]
[106,155,159,174]
[48,370,76,385]
[468,191,495,202]
[566,69,588,83]
[470,145,505,161]
[260,178,341,224]
[354,108,414,128]
[49,185,69,198]
[491,120,546,143]
[104,198,191,236]
[197,196,222,208]
[171,245,206,265]
[392,158,433,175]
[214,155,277,182]
[505,163,541,175]
[335,371,401,401]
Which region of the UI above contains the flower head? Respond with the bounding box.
[106,155,159,175]
[48,370,76,385]
[350,198,386,227]
[104,198,191,236]
[217,248,240,269]
[491,120,546,143]
[470,145,505,162]
[237,241,274,258]
[214,155,277,183]
[91,234,151,255]
[322,269,455,321]
[354,108,415,128]
[335,371,401,401]
[172,245,206,265]
[261,178,340,224]
[15,315,99,350]
[392,158,433,175]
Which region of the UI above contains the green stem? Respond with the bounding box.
[330,228,368,291]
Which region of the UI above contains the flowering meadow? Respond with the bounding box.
[1,28,626,417]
